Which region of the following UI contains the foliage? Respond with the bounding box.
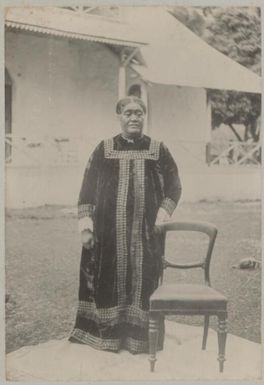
[208,90,261,141]
[169,6,206,36]
[206,7,261,76]
[170,6,261,142]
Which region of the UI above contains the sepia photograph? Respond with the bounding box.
[4,4,262,381]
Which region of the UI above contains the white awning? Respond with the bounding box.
[5,7,146,48]
[124,8,261,93]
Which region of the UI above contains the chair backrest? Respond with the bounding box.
[158,221,218,286]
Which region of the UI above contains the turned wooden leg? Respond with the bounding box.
[202,315,210,350]
[157,314,165,350]
[217,314,227,373]
[149,313,160,372]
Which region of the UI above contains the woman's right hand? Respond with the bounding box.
[81,229,95,250]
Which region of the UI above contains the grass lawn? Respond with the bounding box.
[5,201,261,353]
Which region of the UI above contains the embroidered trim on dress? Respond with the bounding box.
[123,336,148,352]
[77,301,149,326]
[70,328,148,353]
[160,197,177,216]
[116,159,130,306]
[70,328,120,351]
[130,159,145,307]
[104,137,160,160]
[78,204,95,219]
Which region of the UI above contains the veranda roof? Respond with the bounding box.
[125,8,261,93]
[5,6,146,48]
[5,6,262,93]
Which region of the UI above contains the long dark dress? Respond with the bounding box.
[69,134,182,353]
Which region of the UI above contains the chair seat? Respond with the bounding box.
[150,284,227,312]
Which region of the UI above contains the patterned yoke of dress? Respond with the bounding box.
[69,134,182,353]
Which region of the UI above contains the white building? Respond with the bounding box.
[5,7,262,207]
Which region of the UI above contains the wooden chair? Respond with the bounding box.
[149,221,228,373]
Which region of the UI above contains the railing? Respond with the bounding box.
[208,141,261,166]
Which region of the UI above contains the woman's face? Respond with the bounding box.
[119,102,145,137]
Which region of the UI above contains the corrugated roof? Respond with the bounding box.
[5,6,262,93]
[5,7,147,48]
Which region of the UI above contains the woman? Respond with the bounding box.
[69,96,182,353]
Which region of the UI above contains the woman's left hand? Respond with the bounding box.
[155,207,170,226]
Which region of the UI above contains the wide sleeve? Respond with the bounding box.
[159,142,182,217]
[78,141,103,232]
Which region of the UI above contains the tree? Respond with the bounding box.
[206,7,261,76]
[169,7,206,36]
[170,7,261,142]
[208,89,261,142]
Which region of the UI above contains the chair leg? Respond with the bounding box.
[202,315,210,350]
[149,313,160,372]
[217,314,227,373]
[157,314,165,350]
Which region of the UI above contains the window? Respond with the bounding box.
[127,83,149,131]
[128,84,141,98]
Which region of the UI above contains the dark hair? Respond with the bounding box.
[116,96,146,115]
